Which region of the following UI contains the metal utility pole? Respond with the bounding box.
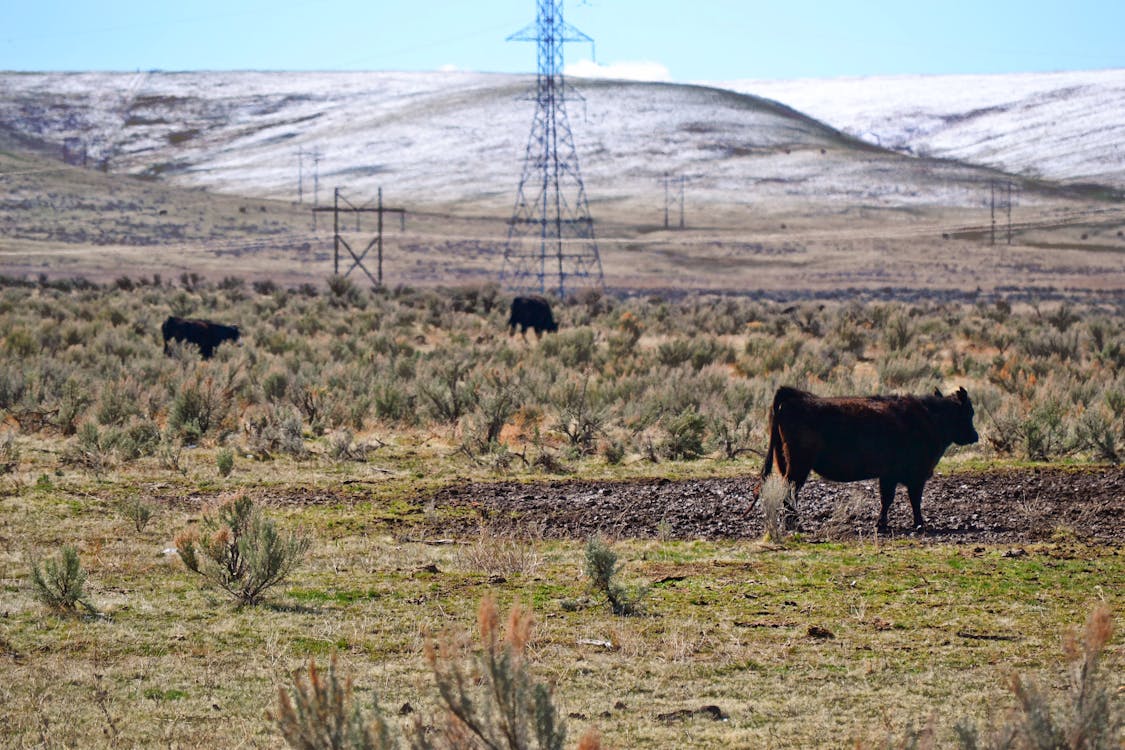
[312,188,405,285]
[501,0,604,298]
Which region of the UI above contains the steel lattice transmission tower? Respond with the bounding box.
[501,0,604,298]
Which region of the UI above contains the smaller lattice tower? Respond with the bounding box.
[501,0,604,298]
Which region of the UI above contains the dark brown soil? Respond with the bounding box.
[411,467,1125,545]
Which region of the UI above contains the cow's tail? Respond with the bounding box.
[761,387,793,481]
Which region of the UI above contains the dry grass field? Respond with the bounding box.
[1,95,1123,746]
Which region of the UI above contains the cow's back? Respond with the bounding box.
[775,391,942,483]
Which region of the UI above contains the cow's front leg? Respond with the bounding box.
[877,477,896,530]
[906,482,926,532]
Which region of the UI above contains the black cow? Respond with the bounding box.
[161,316,241,360]
[760,386,978,531]
[507,296,558,339]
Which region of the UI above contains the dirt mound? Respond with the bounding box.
[413,467,1125,545]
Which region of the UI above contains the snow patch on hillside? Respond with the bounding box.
[718,69,1125,187]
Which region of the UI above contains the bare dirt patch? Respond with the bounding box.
[409,467,1125,545]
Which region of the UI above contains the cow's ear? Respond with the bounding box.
[956,386,968,401]
[933,388,943,398]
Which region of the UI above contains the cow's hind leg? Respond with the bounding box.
[877,477,897,531]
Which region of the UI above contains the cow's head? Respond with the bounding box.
[937,387,978,445]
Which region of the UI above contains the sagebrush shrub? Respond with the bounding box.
[273,656,398,750]
[176,493,310,605]
[216,447,235,477]
[118,496,155,533]
[29,545,96,615]
[422,594,569,749]
[272,596,596,750]
[584,536,647,616]
[0,431,20,473]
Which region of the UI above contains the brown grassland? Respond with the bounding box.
[0,141,1122,748]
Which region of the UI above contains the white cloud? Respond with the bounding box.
[438,64,460,72]
[564,59,671,82]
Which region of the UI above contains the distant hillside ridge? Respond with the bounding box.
[0,70,1097,211]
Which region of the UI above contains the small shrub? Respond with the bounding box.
[417,357,477,423]
[422,594,570,749]
[600,438,626,465]
[553,377,608,454]
[326,275,364,308]
[169,374,237,442]
[118,496,155,533]
[262,371,290,403]
[216,448,235,477]
[660,409,706,460]
[882,313,914,352]
[272,656,398,750]
[29,546,96,615]
[158,432,186,474]
[115,418,162,460]
[466,369,524,449]
[271,596,595,750]
[61,422,113,476]
[1074,406,1121,464]
[584,536,648,616]
[245,408,309,458]
[175,493,310,605]
[96,380,139,427]
[1021,399,1067,461]
[0,431,20,473]
[253,279,278,295]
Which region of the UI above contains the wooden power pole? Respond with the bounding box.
[313,187,405,285]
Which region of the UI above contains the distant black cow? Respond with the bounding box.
[161,316,241,360]
[760,386,979,531]
[507,296,558,339]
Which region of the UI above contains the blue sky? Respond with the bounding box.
[1,1,1120,81]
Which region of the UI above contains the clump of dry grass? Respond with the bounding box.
[758,474,793,543]
[455,523,542,578]
[821,487,872,541]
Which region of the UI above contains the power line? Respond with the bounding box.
[501,0,604,298]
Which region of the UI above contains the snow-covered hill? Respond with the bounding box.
[0,68,1120,212]
[721,69,1125,188]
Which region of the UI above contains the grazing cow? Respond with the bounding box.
[161,316,241,360]
[507,296,558,339]
[760,386,978,531]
